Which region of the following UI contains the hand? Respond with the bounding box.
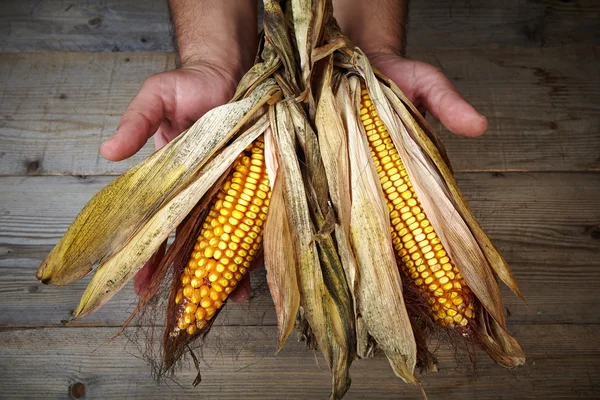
[366,51,488,138]
[100,63,239,161]
[100,62,253,301]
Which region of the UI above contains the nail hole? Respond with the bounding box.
[88,16,102,26]
[70,382,85,399]
[26,160,39,174]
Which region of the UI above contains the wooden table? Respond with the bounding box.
[0,1,598,398]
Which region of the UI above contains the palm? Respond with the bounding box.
[150,66,238,150]
[101,63,238,160]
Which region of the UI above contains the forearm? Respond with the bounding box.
[333,0,408,56]
[169,0,258,80]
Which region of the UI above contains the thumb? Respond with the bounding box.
[100,75,164,161]
[416,67,488,137]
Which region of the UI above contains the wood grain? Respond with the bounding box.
[0,0,597,51]
[0,324,597,399]
[1,172,598,327]
[1,48,598,176]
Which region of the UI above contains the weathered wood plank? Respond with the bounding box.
[1,48,598,175]
[0,0,597,51]
[0,324,597,399]
[1,172,598,326]
[0,52,174,175]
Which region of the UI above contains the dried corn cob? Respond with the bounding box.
[173,137,271,335]
[359,88,475,329]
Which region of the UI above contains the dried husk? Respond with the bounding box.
[338,73,417,382]
[263,171,300,350]
[37,81,278,287]
[314,59,368,356]
[270,101,355,399]
[74,113,270,318]
[354,50,525,368]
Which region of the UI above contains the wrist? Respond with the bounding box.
[333,0,407,57]
[178,41,254,84]
[170,0,258,82]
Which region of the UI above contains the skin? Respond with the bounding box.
[101,0,487,302]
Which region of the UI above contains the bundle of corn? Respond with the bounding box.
[36,0,524,398]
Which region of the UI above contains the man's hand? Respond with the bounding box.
[104,0,258,300]
[334,0,487,138]
[366,52,488,138]
[100,63,239,161]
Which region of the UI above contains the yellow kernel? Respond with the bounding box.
[177,317,188,330]
[184,313,195,324]
[200,285,210,298]
[194,268,205,278]
[183,285,193,298]
[196,308,207,321]
[186,324,197,335]
[200,299,212,309]
[205,307,216,317]
[185,303,197,315]
[191,289,202,303]
[434,270,445,279]
[452,297,464,306]
[212,284,223,293]
[204,247,215,258]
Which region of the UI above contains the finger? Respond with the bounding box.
[229,273,251,303]
[134,240,167,296]
[100,76,164,161]
[418,69,488,137]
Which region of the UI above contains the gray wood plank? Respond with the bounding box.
[0,324,597,399]
[1,172,598,326]
[0,48,598,176]
[0,1,597,51]
[0,52,174,176]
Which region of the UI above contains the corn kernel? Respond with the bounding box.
[360,88,475,329]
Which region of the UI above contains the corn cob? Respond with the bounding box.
[174,137,271,335]
[359,89,475,328]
